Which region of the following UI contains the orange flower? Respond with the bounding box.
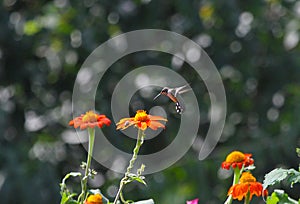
[84,193,103,204]
[228,172,268,201]
[116,110,167,131]
[69,111,111,130]
[221,151,254,170]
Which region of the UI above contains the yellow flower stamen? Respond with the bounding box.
[225,151,245,163]
[239,172,256,183]
[82,111,98,123]
[134,110,149,122]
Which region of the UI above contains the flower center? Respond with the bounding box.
[134,110,149,122]
[82,111,98,123]
[240,172,256,183]
[225,151,245,163]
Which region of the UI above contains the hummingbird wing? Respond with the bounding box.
[178,87,192,95]
[174,84,191,96]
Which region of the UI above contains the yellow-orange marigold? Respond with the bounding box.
[228,172,268,201]
[221,151,254,170]
[116,110,167,131]
[84,193,103,204]
[69,111,111,130]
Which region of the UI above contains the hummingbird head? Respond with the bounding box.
[153,87,168,100]
[160,88,168,95]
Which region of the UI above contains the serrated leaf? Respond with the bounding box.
[61,192,68,203]
[287,170,300,187]
[60,192,78,204]
[266,189,299,204]
[264,168,300,189]
[133,176,147,185]
[134,199,155,204]
[263,168,290,189]
[266,192,280,204]
[126,174,147,185]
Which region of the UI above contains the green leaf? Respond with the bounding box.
[263,168,290,189]
[263,168,300,189]
[296,148,300,158]
[266,190,298,204]
[60,191,78,204]
[286,169,300,187]
[126,173,147,185]
[60,171,82,203]
[134,199,155,204]
[266,192,280,204]
[133,176,147,185]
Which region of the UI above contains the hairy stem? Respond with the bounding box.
[78,128,95,204]
[113,129,145,204]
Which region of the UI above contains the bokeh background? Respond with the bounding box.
[1,0,300,203]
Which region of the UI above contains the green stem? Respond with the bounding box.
[120,188,127,203]
[125,128,144,177]
[224,166,243,204]
[113,129,145,204]
[233,166,243,185]
[244,191,250,204]
[288,197,299,204]
[113,179,125,204]
[78,128,95,204]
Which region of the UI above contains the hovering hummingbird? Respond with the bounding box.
[153,84,191,114]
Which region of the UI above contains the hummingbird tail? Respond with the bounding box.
[175,102,183,114]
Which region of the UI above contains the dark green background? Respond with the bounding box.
[0,0,299,203]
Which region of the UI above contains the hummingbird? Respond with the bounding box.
[153,84,191,114]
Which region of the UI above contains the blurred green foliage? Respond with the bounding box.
[0,0,300,203]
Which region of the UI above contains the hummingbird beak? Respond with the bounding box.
[153,93,161,100]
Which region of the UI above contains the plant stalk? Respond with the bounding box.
[224,166,243,204]
[113,129,145,204]
[78,128,95,203]
[244,191,250,204]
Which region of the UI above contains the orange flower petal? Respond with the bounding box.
[116,118,132,125]
[148,115,168,121]
[69,111,111,130]
[85,193,103,204]
[228,172,265,201]
[148,121,165,130]
[116,110,167,131]
[116,120,137,130]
